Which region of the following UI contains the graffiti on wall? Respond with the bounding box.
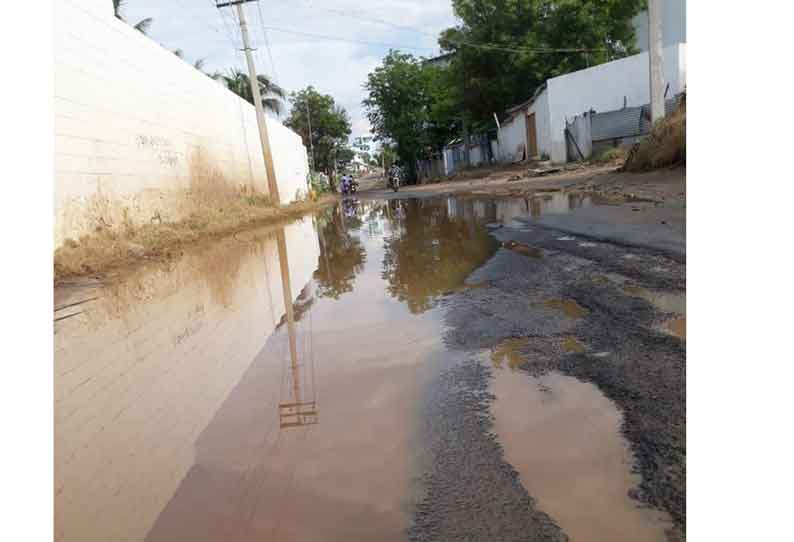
[136,135,179,167]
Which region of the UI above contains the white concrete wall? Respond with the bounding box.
[497,88,551,162]
[545,43,687,163]
[54,0,309,248]
[498,113,527,162]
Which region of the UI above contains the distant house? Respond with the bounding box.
[439,133,498,177]
[498,43,687,164]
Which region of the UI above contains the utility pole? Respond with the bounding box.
[648,0,665,123]
[306,100,316,172]
[216,0,280,204]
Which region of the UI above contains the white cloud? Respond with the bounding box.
[124,0,457,141]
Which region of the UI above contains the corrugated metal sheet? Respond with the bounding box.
[591,94,682,142]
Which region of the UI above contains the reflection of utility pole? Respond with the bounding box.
[276,228,318,428]
[216,0,281,203]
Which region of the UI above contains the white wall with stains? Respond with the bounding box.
[55,0,309,248]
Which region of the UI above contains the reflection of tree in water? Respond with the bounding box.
[313,205,367,299]
[381,199,498,314]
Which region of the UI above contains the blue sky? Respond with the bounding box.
[123,0,457,140]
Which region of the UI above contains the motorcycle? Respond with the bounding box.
[340,176,358,195]
[387,172,400,192]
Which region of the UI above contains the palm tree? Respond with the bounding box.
[222,69,286,115]
[113,0,153,34]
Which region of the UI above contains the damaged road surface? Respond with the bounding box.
[55,195,684,542]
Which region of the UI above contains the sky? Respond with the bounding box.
[123,0,458,141]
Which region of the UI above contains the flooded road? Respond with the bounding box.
[55,196,684,541]
[55,199,495,542]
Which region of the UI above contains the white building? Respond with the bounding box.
[498,43,687,164]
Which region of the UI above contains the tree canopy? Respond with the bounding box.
[112,0,153,34]
[222,70,286,115]
[362,1,646,176]
[285,86,352,174]
[363,51,457,182]
[440,0,645,129]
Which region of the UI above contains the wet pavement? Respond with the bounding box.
[55,194,685,541]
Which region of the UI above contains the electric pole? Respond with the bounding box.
[216,0,281,204]
[648,0,665,123]
[306,101,316,172]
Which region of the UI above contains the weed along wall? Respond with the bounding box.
[54,0,310,248]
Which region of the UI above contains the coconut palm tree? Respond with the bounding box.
[113,0,153,34]
[222,69,286,115]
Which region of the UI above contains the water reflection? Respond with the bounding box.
[275,226,319,430]
[313,205,366,300]
[381,199,498,314]
[54,219,320,542]
[446,191,594,227]
[54,197,509,542]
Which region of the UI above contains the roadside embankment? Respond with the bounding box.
[625,94,686,171]
[54,193,337,282]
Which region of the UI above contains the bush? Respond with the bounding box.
[309,172,330,195]
[592,146,627,164]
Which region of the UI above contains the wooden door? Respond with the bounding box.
[526,112,538,158]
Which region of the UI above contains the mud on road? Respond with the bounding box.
[409,213,685,541]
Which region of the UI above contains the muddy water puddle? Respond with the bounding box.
[598,273,686,340]
[488,362,673,541]
[54,198,497,542]
[55,193,679,542]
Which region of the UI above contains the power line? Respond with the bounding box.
[256,0,281,86]
[259,25,605,55]
[285,0,607,55]
[259,26,438,51]
[290,0,440,40]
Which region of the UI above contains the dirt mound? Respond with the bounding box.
[625,94,686,171]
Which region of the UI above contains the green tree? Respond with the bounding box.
[112,0,153,34]
[372,144,399,170]
[222,69,286,115]
[440,0,645,130]
[363,51,456,183]
[285,86,352,175]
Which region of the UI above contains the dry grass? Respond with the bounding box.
[591,146,628,164]
[54,192,338,281]
[625,94,686,171]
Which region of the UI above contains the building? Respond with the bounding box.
[497,43,686,164]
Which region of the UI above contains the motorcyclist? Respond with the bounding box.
[388,163,402,190]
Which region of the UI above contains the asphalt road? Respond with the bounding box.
[380,170,687,541]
